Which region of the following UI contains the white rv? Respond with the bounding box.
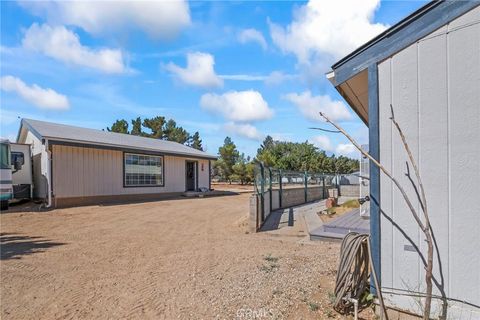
[0,139,13,210]
[11,143,33,200]
[0,139,33,210]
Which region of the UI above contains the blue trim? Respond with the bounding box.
[332,1,479,84]
[368,64,381,295]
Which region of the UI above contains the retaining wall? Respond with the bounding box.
[339,185,360,197]
[249,185,334,232]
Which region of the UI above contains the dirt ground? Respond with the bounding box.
[211,182,254,193]
[1,194,374,319]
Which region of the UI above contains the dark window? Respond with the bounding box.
[11,152,24,166]
[124,153,163,187]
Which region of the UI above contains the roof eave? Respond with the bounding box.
[46,137,218,160]
[331,0,479,86]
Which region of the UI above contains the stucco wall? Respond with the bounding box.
[51,145,210,199]
[377,6,479,318]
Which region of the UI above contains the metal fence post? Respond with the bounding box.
[260,163,265,223]
[268,168,272,212]
[322,176,326,199]
[304,171,308,202]
[278,170,283,208]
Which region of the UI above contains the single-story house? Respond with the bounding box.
[328,1,479,319]
[17,118,217,208]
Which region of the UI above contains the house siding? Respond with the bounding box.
[22,131,48,199]
[377,6,479,318]
[52,145,210,199]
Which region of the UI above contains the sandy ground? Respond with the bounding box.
[211,182,254,193]
[1,194,374,319]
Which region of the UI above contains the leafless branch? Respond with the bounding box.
[389,105,433,320]
[318,110,434,320]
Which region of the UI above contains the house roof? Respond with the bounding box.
[18,118,217,160]
[328,0,479,124]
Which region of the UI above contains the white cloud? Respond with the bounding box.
[22,24,126,73]
[219,74,266,81]
[335,143,358,157]
[200,90,274,122]
[269,0,387,63]
[224,122,264,141]
[284,91,351,122]
[1,75,69,110]
[312,135,333,151]
[219,72,297,84]
[20,0,190,39]
[264,71,297,86]
[238,28,267,50]
[165,52,223,88]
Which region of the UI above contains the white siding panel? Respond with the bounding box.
[447,12,480,304]
[378,58,394,290]
[418,25,450,298]
[378,6,480,317]
[390,43,422,306]
[198,159,210,189]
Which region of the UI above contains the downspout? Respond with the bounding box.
[45,139,52,208]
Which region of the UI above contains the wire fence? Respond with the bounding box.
[253,163,359,197]
[252,163,337,228]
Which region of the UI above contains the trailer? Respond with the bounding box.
[0,140,33,210]
[0,139,13,210]
[11,143,33,200]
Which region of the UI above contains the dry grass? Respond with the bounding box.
[319,199,360,223]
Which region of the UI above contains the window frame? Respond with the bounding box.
[123,151,165,188]
[11,151,25,166]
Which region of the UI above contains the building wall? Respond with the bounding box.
[377,6,479,318]
[22,131,48,199]
[51,145,210,199]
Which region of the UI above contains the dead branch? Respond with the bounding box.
[317,110,434,320]
[389,105,433,320]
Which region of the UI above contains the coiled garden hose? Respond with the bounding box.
[333,232,388,319]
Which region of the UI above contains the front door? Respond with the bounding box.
[185,161,197,191]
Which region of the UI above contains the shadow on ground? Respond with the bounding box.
[0,233,65,260]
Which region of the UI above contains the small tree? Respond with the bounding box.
[215,137,239,183]
[231,153,254,184]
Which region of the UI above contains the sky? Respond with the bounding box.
[0,0,427,158]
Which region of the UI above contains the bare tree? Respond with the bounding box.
[317,108,434,320]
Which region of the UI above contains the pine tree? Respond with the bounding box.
[107,119,129,134]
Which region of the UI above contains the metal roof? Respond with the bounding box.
[19,118,217,160]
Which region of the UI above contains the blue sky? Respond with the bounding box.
[0,0,427,158]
